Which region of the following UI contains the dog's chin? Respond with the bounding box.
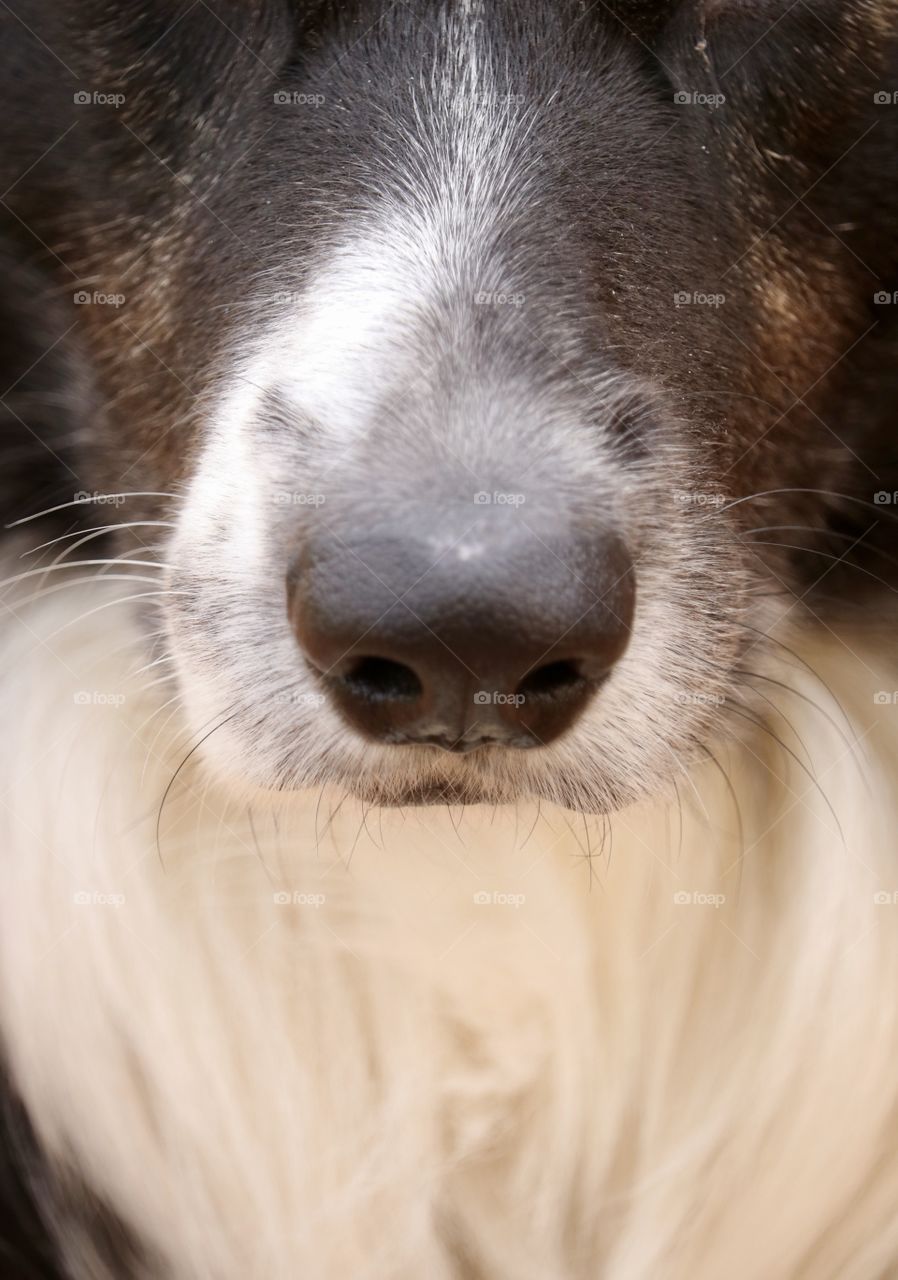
[310,751,539,810]
[335,759,596,813]
[347,774,609,814]
[327,756,515,810]
[199,724,630,814]
[368,781,494,809]
[177,687,625,814]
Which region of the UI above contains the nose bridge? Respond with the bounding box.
[275,191,635,752]
[338,361,607,552]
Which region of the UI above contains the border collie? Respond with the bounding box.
[2,1,898,1275]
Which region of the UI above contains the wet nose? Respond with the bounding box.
[288,521,635,751]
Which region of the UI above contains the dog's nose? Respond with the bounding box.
[287,521,635,751]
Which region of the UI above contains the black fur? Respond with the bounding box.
[2,1,897,566]
[0,1076,71,1279]
[1,0,897,1269]
[0,1074,144,1278]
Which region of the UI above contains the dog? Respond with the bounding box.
[1,1,898,1275]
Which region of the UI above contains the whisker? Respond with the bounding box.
[733,666,856,752]
[730,678,814,769]
[136,673,179,695]
[733,620,854,728]
[44,590,187,641]
[711,489,898,521]
[5,574,170,613]
[0,557,169,595]
[5,493,180,528]
[722,700,845,843]
[140,696,191,789]
[738,541,898,593]
[519,798,543,850]
[132,653,176,680]
[247,807,277,884]
[698,744,745,871]
[657,735,711,827]
[23,520,174,557]
[155,706,241,867]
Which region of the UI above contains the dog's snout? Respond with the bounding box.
[288,518,635,751]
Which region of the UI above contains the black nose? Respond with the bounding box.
[287,520,635,751]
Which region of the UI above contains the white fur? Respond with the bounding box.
[167,196,747,813]
[3,579,898,1277]
[161,14,750,815]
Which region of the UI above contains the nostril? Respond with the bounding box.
[290,524,634,749]
[341,656,423,704]
[516,659,586,702]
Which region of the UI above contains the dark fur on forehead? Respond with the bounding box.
[0,0,897,567]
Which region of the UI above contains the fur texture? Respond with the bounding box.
[2,0,898,810]
[2,1,898,1274]
[2,578,898,1277]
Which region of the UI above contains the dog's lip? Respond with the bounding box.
[386,733,540,754]
[363,779,493,808]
